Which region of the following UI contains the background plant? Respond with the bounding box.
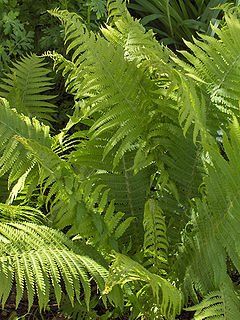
[0,0,107,73]
[128,0,236,49]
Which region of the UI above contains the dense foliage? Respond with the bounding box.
[0,0,107,72]
[1,0,240,319]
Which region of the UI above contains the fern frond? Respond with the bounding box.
[187,292,224,319]
[105,253,182,319]
[174,14,240,131]
[104,0,171,70]
[0,220,108,311]
[143,199,168,273]
[0,203,45,223]
[0,54,56,122]
[187,285,240,319]
[0,98,52,200]
[18,135,135,250]
[49,8,161,167]
[48,6,204,258]
[175,119,240,317]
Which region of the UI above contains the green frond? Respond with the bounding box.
[187,285,240,319]
[69,131,151,214]
[48,6,204,206]
[0,220,108,311]
[65,196,134,251]
[107,0,128,21]
[48,6,204,257]
[142,124,204,254]
[174,14,240,131]
[0,54,56,123]
[49,9,162,167]
[43,51,78,100]
[19,135,135,250]
[143,199,168,273]
[176,76,207,141]
[104,0,171,70]
[175,119,240,317]
[104,0,210,143]
[103,200,134,240]
[148,125,204,202]
[16,137,81,222]
[0,203,45,223]
[105,253,182,319]
[0,98,52,200]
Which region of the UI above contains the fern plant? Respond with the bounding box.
[2,0,240,319]
[0,54,56,123]
[0,203,108,312]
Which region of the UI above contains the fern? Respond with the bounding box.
[0,98,52,200]
[174,118,240,319]
[48,8,162,167]
[0,54,56,122]
[105,0,171,69]
[0,215,108,311]
[186,286,240,319]
[2,2,239,318]
[173,14,240,136]
[105,253,182,319]
[48,7,204,248]
[0,203,45,223]
[47,3,205,276]
[143,199,168,273]
[14,135,135,252]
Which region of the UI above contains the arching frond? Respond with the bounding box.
[48,4,204,256]
[16,136,135,251]
[0,98,52,200]
[104,0,171,70]
[0,220,108,311]
[0,203,45,223]
[105,253,182,319]
[176,119,240,317]
[48,8,161,167]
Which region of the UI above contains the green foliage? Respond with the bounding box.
[143,199,168,273]
[0,98,51,201]
[186,286,240,319]
[0,0,107,71]
[174,14,240,135]
[177,120,240,317]
[49,8,159,167]
[0,0,34,70]
[128,0,228,48]
[0,203,45,223]
[0,210,108,311]
[105,253,182,319]
[0,54,56,122]
[2,0,240,319]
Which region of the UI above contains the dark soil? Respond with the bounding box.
[0,291,68,320]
